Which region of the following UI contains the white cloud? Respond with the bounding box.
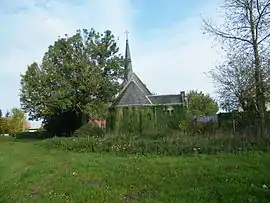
[131,8,223,96]
[0,0,223,128]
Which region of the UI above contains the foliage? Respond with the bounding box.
[179,120,219,136]
[43,111,88,136]
[179,111,270,137]
[1,139,270,202]
[5,111,10,118]
[0,118,10,134]
[107,105,186,135]
[13,131,54,140]
[73,123,105,137]
[43,132,270,156]
[210,50,270,112]
[202,0,270,135]
[178,90,218,136]
[0,109,2,118]
[186,90,218,117]
[20,28,125,135]
[10,108,25,133]
[0,108,27,134]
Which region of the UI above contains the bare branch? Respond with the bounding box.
[258,32,270,44]
[255,0,270,40]
[203,19,253,44]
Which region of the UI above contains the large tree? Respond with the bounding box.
[210,51,270,112]
[203,0,270,135]
[20,29,125,135]
[186,90,219,117]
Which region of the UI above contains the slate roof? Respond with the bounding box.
[113,73,152,107]
[132,73,152,95]
[147,94,183,104]
[112,37,185,107]
[124,39,133,81]
[116,80,152,106]
[113,73,185,107]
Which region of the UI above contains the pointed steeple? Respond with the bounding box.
[124,30,133,81]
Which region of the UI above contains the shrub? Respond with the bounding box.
[13,131,54,140]
[41,133,270,156]
[73,123,105,137]
[179,118,219,136]
[140,128,175,140]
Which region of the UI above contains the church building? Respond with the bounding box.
[106,37,187,134]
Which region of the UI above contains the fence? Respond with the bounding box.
[194,111,270,135]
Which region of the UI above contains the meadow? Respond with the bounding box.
[1,135,270,203]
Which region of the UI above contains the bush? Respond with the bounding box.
[73,123,105,137]
[179,119,219,136]
[0,118,15,134]
[13,131,54,140]
[41,133,270,156]
[140,129,175,140]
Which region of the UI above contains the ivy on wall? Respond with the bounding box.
[106,104,186,135]
[106,104,270,136]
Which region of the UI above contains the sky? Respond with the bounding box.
[0,0,224,128]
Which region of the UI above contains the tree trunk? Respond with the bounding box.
[249,4,267,137]
[253,44,266,136]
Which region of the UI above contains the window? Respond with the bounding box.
[167,106,174,115]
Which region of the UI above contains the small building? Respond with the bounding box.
[106,38,187,135]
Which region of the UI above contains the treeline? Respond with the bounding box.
[0,108,30,134]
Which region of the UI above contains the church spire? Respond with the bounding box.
[124,30,133,81]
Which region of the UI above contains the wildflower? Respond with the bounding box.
[262,184,268,190]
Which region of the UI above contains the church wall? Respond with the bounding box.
[106,104,186,135]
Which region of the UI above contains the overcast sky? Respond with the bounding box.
[0,0,224,127]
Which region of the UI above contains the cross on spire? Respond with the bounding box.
[124,29,129,40]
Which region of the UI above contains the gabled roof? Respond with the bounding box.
[119,73,152,98]
[110,36,185,108]
[132,73,152,95]
[111,73,152,107]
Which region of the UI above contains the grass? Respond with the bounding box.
[1,136,270,203]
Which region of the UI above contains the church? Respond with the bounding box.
[106,37,187,134]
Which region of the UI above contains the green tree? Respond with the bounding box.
[0,108,25,134]
[20,29,124,135]
[187,90,219,117]
[10,108,25,133]
[0,118,9,134]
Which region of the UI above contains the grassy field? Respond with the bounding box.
[0,137,270,203]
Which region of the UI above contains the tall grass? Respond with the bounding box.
[42,131,270,156]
